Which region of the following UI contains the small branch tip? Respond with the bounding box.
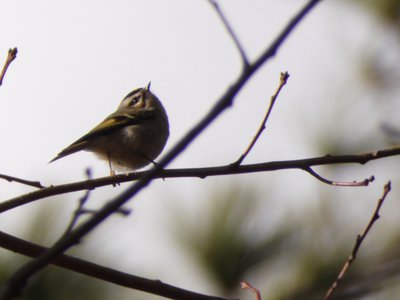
[0,47,18,86]
[241,281,261,300]
[235,71,290,165]
[324,182,391,299]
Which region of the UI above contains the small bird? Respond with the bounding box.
[50,83,169,173]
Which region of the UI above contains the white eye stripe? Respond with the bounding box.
[124,88,143,99]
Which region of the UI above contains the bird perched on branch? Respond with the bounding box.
[50,83,169,174]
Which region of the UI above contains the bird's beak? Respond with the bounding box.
[146,81,151,91]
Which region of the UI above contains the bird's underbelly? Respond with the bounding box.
[87,124,168,170]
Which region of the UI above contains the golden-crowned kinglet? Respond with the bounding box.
[50,83,169,172]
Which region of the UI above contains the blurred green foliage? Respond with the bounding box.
[173,182,400,300]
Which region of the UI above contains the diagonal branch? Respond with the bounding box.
[0,231,233,300]
[208,0,250,68]
[0,147,398,214]
[234,71,289,165]
[323,181,391,300]
[0,1,323,298]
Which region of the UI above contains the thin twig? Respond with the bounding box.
[78,208,131,216]
[0,231,233,300]
[323,181,391,300]
[0,174,44,189]
[241,281,261,300]
[304,167,374,187]
[234,71,289,166]
[208,0,250,68]
[0,48,18,86]
[1,147,399,214]
[0,2,323,299]
[63,169,130,236]
[63,169,93,236]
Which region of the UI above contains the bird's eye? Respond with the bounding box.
[130,95,141,105]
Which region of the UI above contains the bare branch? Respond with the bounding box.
[0,147,398,214]
[304,167,374,187]
[0,173,44,189]
[0,1,323,298]
[0,48,17,86]
[0,231,233,300]
[324,181,391,300]
[208,0,250,68]
[234,71,289,165]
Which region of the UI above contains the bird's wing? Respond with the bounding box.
[49,109,156,163]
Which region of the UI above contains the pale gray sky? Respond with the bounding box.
[0,1,397,298]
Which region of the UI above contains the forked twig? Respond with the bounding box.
[63,195,131,236]
[241,281,261,300]
[63,191,91,236]
[63,169,93,236]
[323,181,391,300]
[0,48,18,86]
[63,169,131,236]
[234,71,289,166]
[208,0,250,68]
